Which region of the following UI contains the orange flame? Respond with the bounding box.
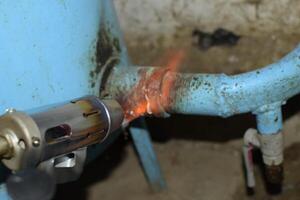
[129,100,148,121]
[123,49,185,122]
[161,50,185,102]
[165,49,185,72]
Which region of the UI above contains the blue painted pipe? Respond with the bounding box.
[255,103,283,134]
[106,44,300,134]
[167,47,300,118]
[104,44,298,184]
[0,185,10,200]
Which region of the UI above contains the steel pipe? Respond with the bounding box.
[103,43,300,189]
[104,44,300,120]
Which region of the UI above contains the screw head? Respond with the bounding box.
[5,108,16,114]
[32,137,40,147]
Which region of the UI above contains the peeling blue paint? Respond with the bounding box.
[107,44,300,121]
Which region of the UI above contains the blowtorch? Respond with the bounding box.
[0,96,124,175]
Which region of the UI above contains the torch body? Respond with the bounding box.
[0,96,124,171]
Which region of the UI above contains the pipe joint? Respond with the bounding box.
[214,74,236,117]
[243,129,284,187]
[258,132,284,166]
[255,104,283,135]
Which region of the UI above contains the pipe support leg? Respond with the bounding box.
[254,103,284,184]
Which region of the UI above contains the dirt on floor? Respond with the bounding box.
[54,33,300,200]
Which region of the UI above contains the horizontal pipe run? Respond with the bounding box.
[104,44,300,119]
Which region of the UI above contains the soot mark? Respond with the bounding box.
[90,23,121,90]
[192,28,240,50]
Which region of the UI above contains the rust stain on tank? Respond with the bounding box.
[89,23,121,90]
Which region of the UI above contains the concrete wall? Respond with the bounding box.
[114,0,300,46]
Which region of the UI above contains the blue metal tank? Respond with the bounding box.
[0,0,128,112]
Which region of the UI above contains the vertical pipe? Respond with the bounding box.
[255,103,284,184]
[130,119,167,191]
[256,104,283,135]
[0,185,10,200]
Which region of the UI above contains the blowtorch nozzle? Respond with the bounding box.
[0,96,124,171]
